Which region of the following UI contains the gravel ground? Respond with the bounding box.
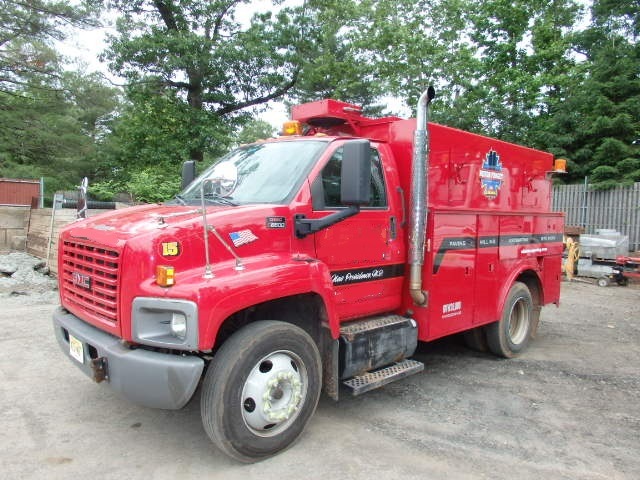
[0,254,638,479]
[0,252,58,303]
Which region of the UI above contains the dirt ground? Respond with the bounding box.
[1,264,638,479]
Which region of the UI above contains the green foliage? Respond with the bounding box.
[63,71,120,139]
[618,158,640,174]
[94,0,320,162]
[90,81,233,201]
[235,119,276,145]
[288,0,385,113]
[593,138,633,167]
[0,1,98,93]
[85,0,349,201]
[3,0,640,200]
[536,0,640,187]
[628,169,640,182]
[590,165,619,182]
[91,168,181,203]
[0,65,119,199]
[0,1,116,202]
[342,0,637,190]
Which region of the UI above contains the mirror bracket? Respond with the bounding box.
[294,207,360,239]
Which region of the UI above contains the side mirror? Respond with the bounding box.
[181,160,196,190]
[341,139,371,205]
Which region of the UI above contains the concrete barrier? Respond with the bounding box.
[26,208,118,275]
[0,206,30,253]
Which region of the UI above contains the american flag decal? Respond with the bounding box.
[229,229,258,247]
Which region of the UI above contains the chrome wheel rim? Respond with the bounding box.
[508,297,529,345]
[241,350,307,437]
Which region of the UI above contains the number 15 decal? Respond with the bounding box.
[161,241,180,257]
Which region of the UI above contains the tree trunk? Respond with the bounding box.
[187,75,204,162]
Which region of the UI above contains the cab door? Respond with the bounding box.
[311,143,405,320]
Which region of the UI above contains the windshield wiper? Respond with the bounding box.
[174,194,187,205]
[203,193,239,206]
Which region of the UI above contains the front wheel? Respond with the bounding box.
[486,282,534,358]
[201,321,322,462]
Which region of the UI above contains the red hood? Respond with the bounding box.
[66,204,206,237]
[61,204,232,250]
[61,203,294,253]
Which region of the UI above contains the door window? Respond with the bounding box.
[315,148,387,209]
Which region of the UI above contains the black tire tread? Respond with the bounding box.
[486,282,533,358]
[201,320,321,462]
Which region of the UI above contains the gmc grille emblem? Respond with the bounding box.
[72,272,92,290]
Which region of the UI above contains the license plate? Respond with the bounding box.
[69,334,84,364]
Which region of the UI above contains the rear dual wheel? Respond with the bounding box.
[201,321,322,462]
[486,282,534,358]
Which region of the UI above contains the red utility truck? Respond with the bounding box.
[53,89,564,462]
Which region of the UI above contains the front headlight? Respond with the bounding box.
[131,298,198,350]
[170,312,187,340]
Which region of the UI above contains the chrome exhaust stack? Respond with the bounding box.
[408,86,435,306]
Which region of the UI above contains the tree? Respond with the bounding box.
[235,119,275,145]
[90,81,229,202]
[341,0,462,115]
[49,0,638,197]
[0,1,115,201]
[0,0,97,93]
[0,68,120,198]
[288,0,385,114]
[96,0,321,162]
[63,70,120,141]
[459,0,581,143]
[536,0,640,186]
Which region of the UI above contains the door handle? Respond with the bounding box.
[389,216,397,241]
[397,187,406,227]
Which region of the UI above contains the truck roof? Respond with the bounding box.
[290,98,556,213]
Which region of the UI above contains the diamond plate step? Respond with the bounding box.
[342,359,424,396]
[339,315,412,339]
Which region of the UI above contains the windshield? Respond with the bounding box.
[178,140,328,205]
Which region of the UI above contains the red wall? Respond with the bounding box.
[0,179,40,206]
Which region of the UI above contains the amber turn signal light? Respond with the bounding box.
[156,265,175,287]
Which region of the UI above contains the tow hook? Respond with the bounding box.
[90,357,108,383]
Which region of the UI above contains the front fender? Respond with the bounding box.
[198,257,340,350]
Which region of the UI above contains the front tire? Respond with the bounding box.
[201,321,322,462]
[486,282,533,358]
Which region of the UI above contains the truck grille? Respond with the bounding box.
[61,240,120,325]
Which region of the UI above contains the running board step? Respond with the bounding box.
[342,359,424,396]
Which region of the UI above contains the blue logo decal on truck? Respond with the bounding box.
[479,150,504,199]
